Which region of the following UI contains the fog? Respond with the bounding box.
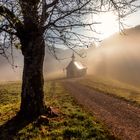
[0,47,72,81]
[0,25,140,87]
[0,65,21,81]
[0,49,23,81]
[86,27,140,87]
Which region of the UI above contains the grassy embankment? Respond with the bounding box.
[0,81,115,140]
[80,75,140,105]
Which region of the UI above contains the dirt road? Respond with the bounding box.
[62,79,140,140]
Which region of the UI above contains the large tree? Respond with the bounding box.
[0,0,138,119]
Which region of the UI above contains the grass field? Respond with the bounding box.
[0,81,115,140]
[80,75,140,105]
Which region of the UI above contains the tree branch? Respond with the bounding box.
[52,22,101,28]
[0,5,23,34]
[0,24,17,35]
[46,0,59,9]
[43,0,91,30]
[40,0,58,25]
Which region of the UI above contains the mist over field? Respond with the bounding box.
[0,49,22,81]
[0,46,73,81]
[0,25,140,87]
[87,25,140,87]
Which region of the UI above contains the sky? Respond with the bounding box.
[95,10,140,40]
[57,9,140,49]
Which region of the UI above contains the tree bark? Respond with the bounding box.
[19,34,46,119]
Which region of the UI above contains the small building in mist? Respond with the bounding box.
[66,53,87,78]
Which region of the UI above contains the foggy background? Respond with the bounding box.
[0,25,140,87]
[86,25,140,87]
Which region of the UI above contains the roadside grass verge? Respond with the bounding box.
[80,75,140,106]
[0,81,115,140]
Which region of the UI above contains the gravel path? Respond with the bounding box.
[62,80,140,140]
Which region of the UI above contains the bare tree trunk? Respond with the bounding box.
[19,34,46,119]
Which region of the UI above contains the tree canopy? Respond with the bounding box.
[0,0,138,60]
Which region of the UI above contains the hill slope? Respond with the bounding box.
[87,25,140,87]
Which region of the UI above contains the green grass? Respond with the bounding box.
[0,81,115,140]
[80,75,140,105]
[0,82,21,125]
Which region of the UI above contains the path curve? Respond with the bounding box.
[62,80,140,140]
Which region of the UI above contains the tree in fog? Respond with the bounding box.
[0,0,138,119]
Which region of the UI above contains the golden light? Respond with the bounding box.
[95,12,119,39]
